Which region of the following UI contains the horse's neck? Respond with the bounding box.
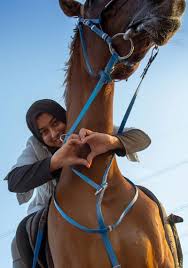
[61,37,124,189]
[66,52,114,134]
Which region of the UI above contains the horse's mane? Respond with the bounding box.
[63,27,79,108]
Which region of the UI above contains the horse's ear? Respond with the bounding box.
[59,0,82,17]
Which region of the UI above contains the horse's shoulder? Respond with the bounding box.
[134,186,160,218]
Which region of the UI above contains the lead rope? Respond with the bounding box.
[118,45,159,134]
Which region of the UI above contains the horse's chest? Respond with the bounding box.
[50,223,153,268]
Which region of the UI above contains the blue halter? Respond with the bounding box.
[32,16,159,268]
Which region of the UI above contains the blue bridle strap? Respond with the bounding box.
[32,229,44,268]
[78,23,96,77]
[64,52,119,143]
[78,18,112,77]
[53,185,138,233]
[72,167,101,191]
[118,87,139,134]
[78,18,112,45]
[117,46,159,135]
[53,175,138,267]
[54,194,111,233]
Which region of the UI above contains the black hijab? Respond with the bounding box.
[26,99,66,146]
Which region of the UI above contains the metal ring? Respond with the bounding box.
[60,134,66,143]
[108,33,134,61]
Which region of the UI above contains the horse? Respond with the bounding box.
[47,0,186,267]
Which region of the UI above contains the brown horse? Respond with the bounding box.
[48,0,185,267]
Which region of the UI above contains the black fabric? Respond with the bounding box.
[16,209,49,268]
[16,213,38,268]
[26,99,66,145]
[28,208,49,268]
[7,158,61,193]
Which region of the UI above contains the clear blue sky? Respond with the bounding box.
[0,1,188,267]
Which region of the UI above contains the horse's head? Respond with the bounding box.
[59,0,185,79]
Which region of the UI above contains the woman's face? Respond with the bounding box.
[36,112,66,148]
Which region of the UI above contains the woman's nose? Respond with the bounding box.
[50,128,58,138]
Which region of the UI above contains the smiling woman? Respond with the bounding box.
[36,113,66,148]
[26,99,67,147]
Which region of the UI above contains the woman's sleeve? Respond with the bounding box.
[6,157,59,193]
[4,137,61,193]
[114,128,151,158]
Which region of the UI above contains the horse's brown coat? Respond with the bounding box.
[48,0,185,267]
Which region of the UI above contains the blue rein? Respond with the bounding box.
[32,16,158,268]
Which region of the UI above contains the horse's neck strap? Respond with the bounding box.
[53,178,138,267]
[53,174,138,234]
[53,194,111,233]
[72,168,107,194]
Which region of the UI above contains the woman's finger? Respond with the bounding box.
[67,133,80,142]
[79,128,93,141]
[74,158,91,168]
[81,133,97,144]
[87,151,96,165]
[67,138,82,146]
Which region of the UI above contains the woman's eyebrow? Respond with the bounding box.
[38,127,45,133]
[51,117,57,123]
[38,117,55,132]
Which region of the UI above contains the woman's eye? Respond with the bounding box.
[41,129,48,136]
[53,121,59,127]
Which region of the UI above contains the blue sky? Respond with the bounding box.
[0,1,188,267]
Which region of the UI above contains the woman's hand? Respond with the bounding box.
[79,128,123,166]
[50,134,90,171]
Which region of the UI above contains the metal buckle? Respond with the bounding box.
[60,134,67,143]
[95,182,108,195]
[102,33,108,41]
[108,225,113,232]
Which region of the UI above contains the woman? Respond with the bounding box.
[5,99,151,267]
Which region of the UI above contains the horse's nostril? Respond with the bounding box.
[124,22,146,40]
